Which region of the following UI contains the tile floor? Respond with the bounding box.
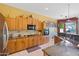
[9,39,54,56]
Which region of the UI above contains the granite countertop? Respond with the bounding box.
[8,30,41,38]
[42,41,79,56]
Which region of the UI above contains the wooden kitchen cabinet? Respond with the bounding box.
[21,37,25,50]
[27,17,33,25]
[28,36,34,48]
[6,35,48,55]
[15,38,23,52]
[40,22,43,30]
[36,20,43,31]
[36,20,40,30]
[18,16,23,30]
[6,39,16,54]
[15,16,28,31]
[22,17,28,30]
[38,36,48,45]
[33,18,37,25]
[23,37,29,49]
[37,35,42,45]
[6,18,16,31]
[33,36,38,46]
[43,22,47,29]
[40,36,44,45]
[20,16,28,30]
[43,37,49,44]
[54,36,62,45]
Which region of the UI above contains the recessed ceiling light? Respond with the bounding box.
[77,44,79,47]
[45,8,48,10]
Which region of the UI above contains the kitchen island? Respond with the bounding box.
[42,35,79,56]
[42,44,79,56]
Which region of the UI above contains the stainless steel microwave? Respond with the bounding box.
[27,25,36,30]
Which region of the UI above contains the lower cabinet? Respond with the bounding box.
[6,39,16,54]
[33,36,38,46]
[39,36,44,45]
[15,38,23,52]
[28,36,34,48]
[23,37,28,49]
[38,36,41,45]
[6,35,48,54]
[43,37,49,44]
[54,36,62,45]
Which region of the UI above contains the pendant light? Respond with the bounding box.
[67,3,70,21]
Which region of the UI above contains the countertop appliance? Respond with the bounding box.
[27,25,36,30]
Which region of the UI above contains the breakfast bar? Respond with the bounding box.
[42,35,79,56]
[42,44,79,56]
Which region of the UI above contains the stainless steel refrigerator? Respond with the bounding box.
[0,19,9,55]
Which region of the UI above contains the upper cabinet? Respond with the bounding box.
[27,15,44,31]
[16,16,23,31]
[27,15,33,25]
[6,18,16,31]
[36,20,43,31]
[15,16,28,31]
[32,18,37,25]
[5,15,44,31]
[43,21,47,29]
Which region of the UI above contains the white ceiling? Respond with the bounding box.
[5,3,79,19]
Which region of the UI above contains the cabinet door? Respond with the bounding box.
[37,35,42,45]
[37,36,48,45]
[43,22,47,29]
[16,38,23,52]
[39,36,45,45]
[33,36,38,46]
[22,18,28,30]
[27,17,33,25]
[6,39,16,54]
[18,17,23,30]
[39,22,43,30]
[23,37,28,49]
[15,16,28,31]
[40,36,44,45]
[21,38,25,50]
[36,20,43,30]
[54,36,62,44]
[36,20,39,30]
[16,16,23,31]
[43,37,48,44]
[6,18,16,31]
[28,37,34,48]
[33,18,36,25]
